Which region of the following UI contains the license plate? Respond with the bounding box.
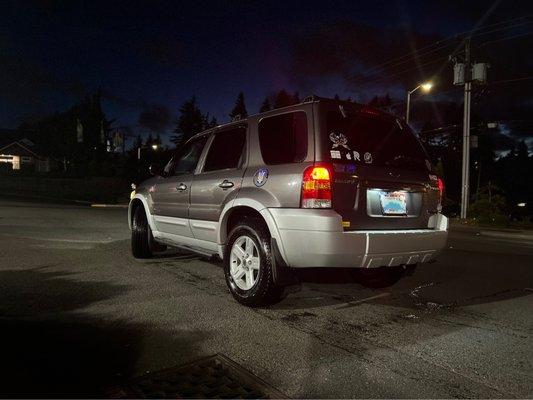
[380,191,407,215]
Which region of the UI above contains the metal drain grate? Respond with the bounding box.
[111,354,287,399]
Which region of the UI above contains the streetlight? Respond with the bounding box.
[151,144,158,150]
[406,82,433,125]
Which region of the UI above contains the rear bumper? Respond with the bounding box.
[266,209,448,268]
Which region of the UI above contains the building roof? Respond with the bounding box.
[0,129,45,158]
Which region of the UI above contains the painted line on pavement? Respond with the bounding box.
[335,292,391,309]
[91,203,129,208]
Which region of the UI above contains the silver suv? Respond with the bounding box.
[129,97,448,306]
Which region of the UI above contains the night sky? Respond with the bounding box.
[1,0,532,144]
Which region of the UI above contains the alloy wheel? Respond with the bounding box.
[229,236,260,290]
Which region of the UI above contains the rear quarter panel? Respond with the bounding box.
[239,104,316,208]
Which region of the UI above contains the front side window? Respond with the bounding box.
[258,111,308,165]
[203,127,246,172]
[168,136,208,176]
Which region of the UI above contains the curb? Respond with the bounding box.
[1,193,92,206]
[91,203,129,208]
[480,230,533,241]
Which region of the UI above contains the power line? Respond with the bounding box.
[351,57,449,89]
[347,15,533,84]
[480,31,533,47]
[487,76,533,85]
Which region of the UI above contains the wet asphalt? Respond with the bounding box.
[0,198,532,398]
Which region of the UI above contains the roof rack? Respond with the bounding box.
[302,95,318,103]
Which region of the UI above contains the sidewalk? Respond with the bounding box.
[450,218,533,241]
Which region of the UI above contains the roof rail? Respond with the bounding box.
[302,95,318,103]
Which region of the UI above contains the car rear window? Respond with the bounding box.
[258,111,307,165]
[324,109,430,171]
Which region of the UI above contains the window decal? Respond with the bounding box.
[330,150,341,159]
[329,132,350,150]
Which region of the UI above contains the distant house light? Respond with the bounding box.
[517,202,526,207]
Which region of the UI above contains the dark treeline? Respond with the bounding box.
[6,89,531,222]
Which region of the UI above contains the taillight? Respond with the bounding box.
[301,164,332,208]
[437,177,445,205]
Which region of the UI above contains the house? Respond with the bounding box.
[0,132,51,172]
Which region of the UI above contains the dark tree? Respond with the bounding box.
[293,91,300,104]
[145,133,154,147]
[208,116,218,128]
[273,89,293,109]
[171,96,205,146]
[368,96,379,107]
[333,94,340,100]
[135,134,143,149]
[259,97,271,112]
[368,94,392,108]
[201,112,218,129]
[229,92,248,120]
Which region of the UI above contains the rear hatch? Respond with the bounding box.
[316,102,440,230]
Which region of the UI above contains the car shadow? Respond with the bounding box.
[0,267,209,398]
[147,241,533,313]
[269,244,533,311]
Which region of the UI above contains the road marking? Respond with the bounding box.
[334,292,390,309]
[0,233,117,244]
[91,203,129,208]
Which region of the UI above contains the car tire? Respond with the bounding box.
[351,266,405,288]
[224,219,284,307]
[131,205,154,259]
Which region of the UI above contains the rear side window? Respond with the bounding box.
[258,111,308,165]
[203,127,246,172]
[324,110,429,171]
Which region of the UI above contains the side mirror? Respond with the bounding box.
[149,164,163,176]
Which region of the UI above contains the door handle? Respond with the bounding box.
[218,179,234,189]
[177,183,187,191]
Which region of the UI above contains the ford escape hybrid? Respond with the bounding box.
[129,96,448,306]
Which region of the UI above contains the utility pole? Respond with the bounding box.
[460,37,472,219]
[452,38,488,219]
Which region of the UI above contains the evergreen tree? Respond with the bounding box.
[229,92,248,120]
[368,96,379,107]
[293,91,300,104]
[333,94,340,100]
[273,89,292,109]
[259,97,271,112]
[145,133,154,147]
[202,112,218,129]
[171,96,205,146]
[135,134,143,149]
[208,116,218,128]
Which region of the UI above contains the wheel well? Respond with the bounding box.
[223,206,269,242]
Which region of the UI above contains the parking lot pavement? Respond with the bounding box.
[1,198,532,398]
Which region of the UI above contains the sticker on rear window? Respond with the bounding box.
[353,151,361,161]
[329,132,350,150]
[364,152,373,164]
[330,150,341,159]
